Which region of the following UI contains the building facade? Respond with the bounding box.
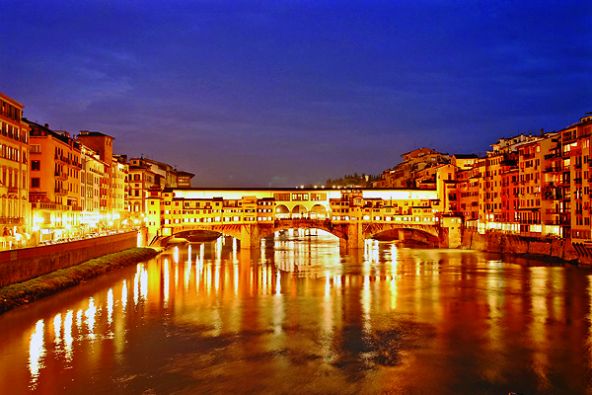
[0,92,30,248]
[27,121,82,242]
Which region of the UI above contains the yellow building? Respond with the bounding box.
[0,92,30,249]
[27,121,82,242]
[126,156,194,219]
[111,156,128,222]
[80,145,105,231]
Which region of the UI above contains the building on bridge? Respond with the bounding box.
[145,188,462,249]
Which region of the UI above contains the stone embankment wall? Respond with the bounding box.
[461,229,592,264]
[0,231,139,287]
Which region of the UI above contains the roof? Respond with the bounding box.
[25,119,79,148]
[0,91,24,108]
[78,130,114,139]
[176,171,195,177]
[453,154,479,159]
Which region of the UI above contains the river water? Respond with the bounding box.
[1,230,592,394]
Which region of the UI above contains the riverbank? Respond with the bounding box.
[0,247,160,314]
[461,229,592,265]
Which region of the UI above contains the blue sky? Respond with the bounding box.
[1,0,590,186]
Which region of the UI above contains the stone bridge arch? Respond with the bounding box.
[363,223,441,246]
[259,219,348,241]
[155,220,446,250]
[158,224,243,246]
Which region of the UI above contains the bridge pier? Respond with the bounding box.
[439,216,462,248]
[341,222,364,250]
[240,224,261,249]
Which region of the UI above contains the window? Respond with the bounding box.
[31,160,41,171]
[31,178,40,188]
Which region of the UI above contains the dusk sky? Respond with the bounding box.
[1,0,590,187]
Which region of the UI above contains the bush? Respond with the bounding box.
[0,247,160,314]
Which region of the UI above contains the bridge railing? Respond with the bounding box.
[331,215,438,226]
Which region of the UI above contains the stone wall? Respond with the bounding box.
[461,229,587,264]
[0,231,139,287]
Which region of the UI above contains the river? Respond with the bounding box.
[1,229,591,394]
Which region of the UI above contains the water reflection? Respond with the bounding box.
[0,231,591,394]
[28,319,45,389]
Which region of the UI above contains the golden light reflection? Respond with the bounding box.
[85,297,97,338]
[334,274,342,289]
[163,258,170,306]
[196,255,203,293]
[140,264,148,300]
[28,319,45,389]
[6,232,592,394]
[184,259,192,291]
[173,246,179,264]
[214,263,220,293]
[324,270,331,298]
[234,263,239,295]
[76,309,83,332]
[215,237,222,263]
[107,289,114,326]
[53,313,62,346]
[121,279,128,312]
[63,310,74,363]
[260,239,266,264]
[530,267,550,388]
[174,259,179,289]
[272,275,284,335]
[133,268,140,305]
[362,274,371,334]
[275,270,282,295]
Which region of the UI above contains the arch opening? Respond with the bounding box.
[272,227,340,241]
[275,204,290,219]
[369,227,439,247]
[291,205,308,219]
[309,204,328,220]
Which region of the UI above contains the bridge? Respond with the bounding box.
[145,187,461,249]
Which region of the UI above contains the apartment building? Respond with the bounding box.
[27,121,82,241]
[0,92,30,248]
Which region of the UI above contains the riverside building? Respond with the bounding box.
[27,121,82,242]
[0,92,30,249]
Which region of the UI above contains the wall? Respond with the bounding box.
[461,229,586,264]
[0,231,139,287]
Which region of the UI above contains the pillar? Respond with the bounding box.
[340,222,364,252]
[240,224,261,249]
[439,216,462,248]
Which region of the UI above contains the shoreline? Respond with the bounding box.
[0,247,161,314]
